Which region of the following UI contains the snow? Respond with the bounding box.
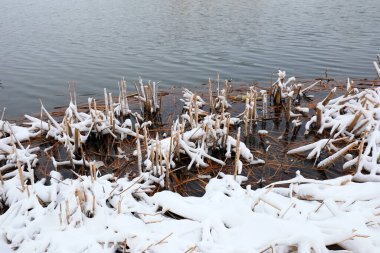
[1,170,380,252]
[0,241,13,253]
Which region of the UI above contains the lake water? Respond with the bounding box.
[1,0,380,117]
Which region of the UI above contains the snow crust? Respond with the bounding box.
[1,170,380,252]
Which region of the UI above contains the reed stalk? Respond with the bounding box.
[75,189,83,212]
[253,90,257,121]
[0,170,3,185]
[322,88,336,106]
[208,78,214,113]
[104,88,109,119]
[59,204,62,226]
[158,142,163,176]
[135,124,142,175]
[223,114,230,147]
[244,98,249,137]
[286,95,292,122]
[117,196,123,214]
[65,200,70,225]
[175,130,181,160]
[74,128,80,154]
[352,119,369,136]
[165,130,173,190]
[143,125,148,152]
[274,85,282,105]
[17,161,25,192]
[262,91,268,118]
[217,73,220,97]
[193,95,199,127]
[316,105,322,129]
[234,128,241,181]
[347,112,363,132]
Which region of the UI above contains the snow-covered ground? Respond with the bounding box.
[1,170,380,252]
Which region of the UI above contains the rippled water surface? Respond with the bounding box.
[1,0,380,116]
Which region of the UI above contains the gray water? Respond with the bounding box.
[1,0,380,117]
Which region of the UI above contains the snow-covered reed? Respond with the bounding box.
[2,61,380,252]
[134,77,160,115]
[288,74,380,182]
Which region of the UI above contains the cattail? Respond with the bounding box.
[65,200,70,225]
[76,195,82,215]
[17,161,25,192]
[90,163,97,183]
[193,95,199,127]
[262,91,268,118]
[0,170,3,185]
[208,78,214,113]
[188,100,194,127]
[152,81,158,112]
[234,128,241,181]
[153,143,158,176]
[253,89,257,122]
[223,114,230,147]
[75,189,83,211]
[221,102,225,122]
[244,97,249,137]
[217,72,220,97]
[347,112,363,132]
[322,88,336,106]
[352,119,369,136]
[40,107,43,137]
[108,93,114,130]
[158,142,163,176]
[135,124,142,175]
[316,104,323,129]
[143,85,150,112]
[343,78,354,99]
[123,239,127,253]
[139,77,146,101]
[92,194,96,214]
[104,88,109,119]
[224,79,230,97]
[356,137,366,169]
[150,142,155,171]
[119,81,124,115]
[123,79,129,114]
[165,128,173,190]
[59,203,62,226]
[317,141,358,168]
[93,99,99,124]
[143,125,149,152]
[274,84,282,105]
[117,196,123,214]
[286,95,292,122]
[119,79,129,116]
[74,128,80,155]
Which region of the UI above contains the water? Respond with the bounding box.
[1,0,380,117]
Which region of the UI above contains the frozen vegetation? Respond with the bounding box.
[1,58,380,252]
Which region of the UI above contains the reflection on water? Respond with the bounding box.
[1,0,379,116]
